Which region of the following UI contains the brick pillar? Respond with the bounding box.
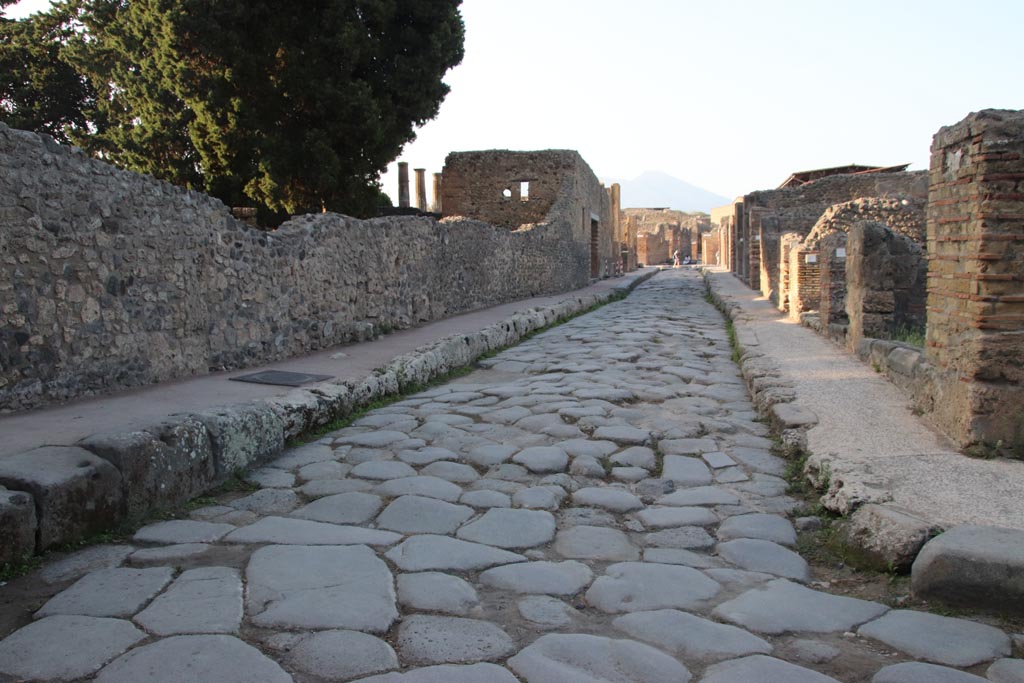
[788,247,821,321]
[819,232,849,327]
[432,173,443,213]
[414,168,427,211]
[926,109,1024,450]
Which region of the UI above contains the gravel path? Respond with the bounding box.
[0,269,1016,683]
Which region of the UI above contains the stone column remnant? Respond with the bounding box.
[414,169,427,211]
[398,162,410,208]
[432,173,443,214]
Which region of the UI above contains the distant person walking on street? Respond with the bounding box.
[672,250,681,267]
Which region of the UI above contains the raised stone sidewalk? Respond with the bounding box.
[704,267,1024,609]
[0,269,1020,682]
[0,269,657,564]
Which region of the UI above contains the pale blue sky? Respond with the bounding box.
[9,0,1024,206]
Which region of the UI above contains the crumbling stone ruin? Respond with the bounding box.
[712,109,1024,455]
[625,208,707,265]
[0,127,629,412]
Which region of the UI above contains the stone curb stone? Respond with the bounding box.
[196,403,286,478]
[0,486,36,564]
[79,417,215,521]
[0,446,123,550]
[846,504,942,572]
[911,525,1024,615]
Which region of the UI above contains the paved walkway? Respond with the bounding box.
[0,269,1019,682]
[0,270,653,460]
[704,268,1024,531]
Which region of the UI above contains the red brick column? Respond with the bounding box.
[927,110,1024,450]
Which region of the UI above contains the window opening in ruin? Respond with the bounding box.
[502,188,512,199]
[520,181,530,201]
[590,219,600,278]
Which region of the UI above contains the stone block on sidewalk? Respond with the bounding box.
[79,416,215,521]
[846,504,941,572]
[196,403,285,478]
[0,446,122,550]
[912,525,1024,615]
[0,486,36,564]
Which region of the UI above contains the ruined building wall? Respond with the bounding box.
[846,221,927,344]
[925,110,1024,450]
[442,149,614,280]
[739,172,929,300]
[0,127,596,411]
[803,196,927,248]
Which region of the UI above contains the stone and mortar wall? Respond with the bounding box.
[738,172,928,304]
[0,128,599,411]
[846,221,927,346]
[0,269,656,562]
[778,233,802,313]
[441,149,616,280]
[925,110,1024,450]
[803,196,927,249]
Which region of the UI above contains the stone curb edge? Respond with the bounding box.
[0,270,658,564]
[701,270,950,573]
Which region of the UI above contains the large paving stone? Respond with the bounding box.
[80,418,215,520]
[133,519,235,544]
[0,615,145,681]
[585,562,720,613]
[396,615,515,665]
[385,535,526,571]
[713,579,888,634]
[572,487,643,512]
[461,489,512,508]
[613,609,771,662]
[554,525,639,561]
[636,506,718,528]
[456,508,555,549]
[988,659,1024,683]
[355,662,520,683]
[227,487,300,515]
[507,633,691,683]
[133,566,242,635]
[352,460,418,480]
[37,544,135,585]
[718,513,797,546]
[610,446,656,469]
[0,446,123,550]
[728,447,786,476]
[291,491,383,524]
[377,496,475,534]
[480,561,593,596]
[129,544,210,568]
[285,629,398,680]
[857,609,1011,667]
[911,525,1024,613]
[593,425,650,445]
[397,572,480,615]
[95,634,291,683]
[717,538,809,580]
[513,486,566,510]
[700,654,840,683]
[642,547,722,568]
[247,544,397,632]
[376,476,463,502]
[518,596,575,627]
[398,446,460,466]
[661,455,713,486]
[336,430,412,447]
[657,486,740,506]
[512,447,569,473]
[465,444,517,467]
[421,461,480,483]
[643,525,715,549]
[36,566,174,618]
[872,662,989,682]
[224,516,400,546]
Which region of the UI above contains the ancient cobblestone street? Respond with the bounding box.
[0,269,1018,683]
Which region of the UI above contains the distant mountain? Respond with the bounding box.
[607,171,731,213]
